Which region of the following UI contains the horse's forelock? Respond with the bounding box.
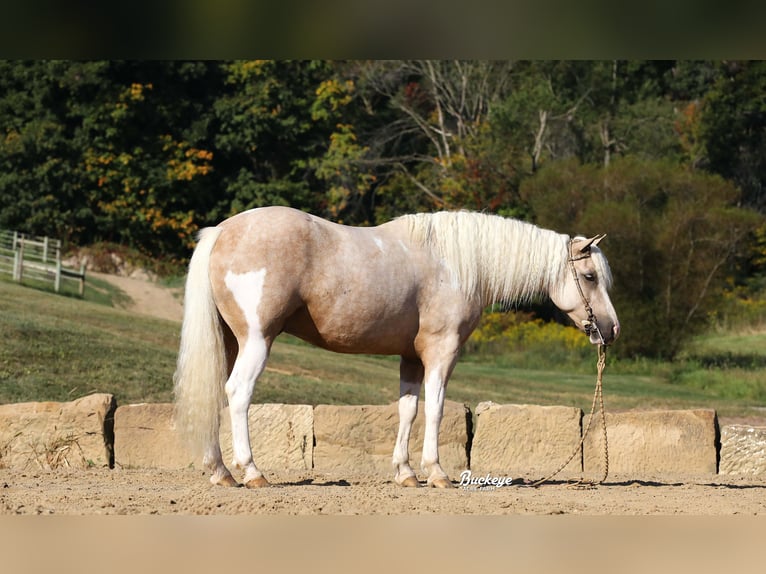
[590,247,614,290]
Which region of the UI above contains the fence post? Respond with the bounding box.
[13,249,19,281]
[79,264,86,296]
[54,239,61,267]
[16,239,24,283]
[55,259,62,293]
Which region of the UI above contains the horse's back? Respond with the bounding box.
[211,206,402,278]
[212,206,316,269]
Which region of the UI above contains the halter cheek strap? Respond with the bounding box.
[568,239,605,345]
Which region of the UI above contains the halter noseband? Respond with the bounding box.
[568,238,605,345]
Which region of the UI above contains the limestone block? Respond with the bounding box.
[219,403,314,472]
[0,393,116,469]
[470,402,583,478]
[719,424,766,475]
[583,409,718,478]
[113,403,190,469]
[114,403,313,472]
[313,400,470,478]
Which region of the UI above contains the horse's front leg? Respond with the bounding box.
[420,354,458,489]
[392,357,424,487]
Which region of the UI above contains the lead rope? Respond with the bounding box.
[528,240,610,488]
[529,343,609,488]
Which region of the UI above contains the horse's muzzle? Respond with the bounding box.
[584,319,620,346]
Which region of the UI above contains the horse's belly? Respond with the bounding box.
[283,304,419,355]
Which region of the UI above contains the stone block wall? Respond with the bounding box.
[113,402,313,471]
[719,424,766,475]
[582,409,719,478]
[2,393,765,481]
[0,393,115,470]
[313,400,469,477]
[470,402,582,479]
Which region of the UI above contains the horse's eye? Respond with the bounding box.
[583,273,596,282]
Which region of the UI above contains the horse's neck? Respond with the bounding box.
[398,212,568,306]
[480,227,569,306]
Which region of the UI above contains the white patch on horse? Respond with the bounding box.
[438,258,461,292]
[373,236,385,253]
[224,269,267,335]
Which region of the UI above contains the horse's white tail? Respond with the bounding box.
[173,226,227,460]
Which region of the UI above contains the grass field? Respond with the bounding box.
[1,277,765,419]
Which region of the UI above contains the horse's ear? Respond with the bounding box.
[579,234,606,254]
[591,234,606,248]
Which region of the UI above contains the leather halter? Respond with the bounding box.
[568,238,605,345]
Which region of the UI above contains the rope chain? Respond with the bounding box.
[529,344,609,488]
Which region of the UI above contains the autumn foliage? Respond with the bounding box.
[1,60,765,358]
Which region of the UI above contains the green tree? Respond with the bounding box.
[697,61,766,212]
[209,60,342,221]
[521,157,759,359]
[490,61,689,174]
[359,61,705,223]
[349,60,517,218]
[77,73,214,256]
[0,61,222,258]
[0,61,83,239]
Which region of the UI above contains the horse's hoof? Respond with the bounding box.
[398,475,420,488]
[245,476,271,488]
[429,477,455,489]
[213,475,241,488]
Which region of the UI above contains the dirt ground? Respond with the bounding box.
[4,272,765,518]
[2,466,766,515]
[89,270,184,322]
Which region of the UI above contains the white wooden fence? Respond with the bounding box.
[0,229,86,295]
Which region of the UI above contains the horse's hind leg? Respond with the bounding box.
[202,322,242,487]
[225,333,272,488]
[392,357,424,487]
[216,268,277,488]
[204,442,239,487]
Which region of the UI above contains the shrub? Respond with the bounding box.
[464,310,592,369]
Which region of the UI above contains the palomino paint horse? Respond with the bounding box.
[174,206,620,488]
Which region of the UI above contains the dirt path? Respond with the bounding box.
[91,271,183,322]
[4,473,763,574]
[2,467,766,516]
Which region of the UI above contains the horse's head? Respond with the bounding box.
[551,235,620,346]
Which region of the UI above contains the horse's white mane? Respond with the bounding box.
[400,211,571,305]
